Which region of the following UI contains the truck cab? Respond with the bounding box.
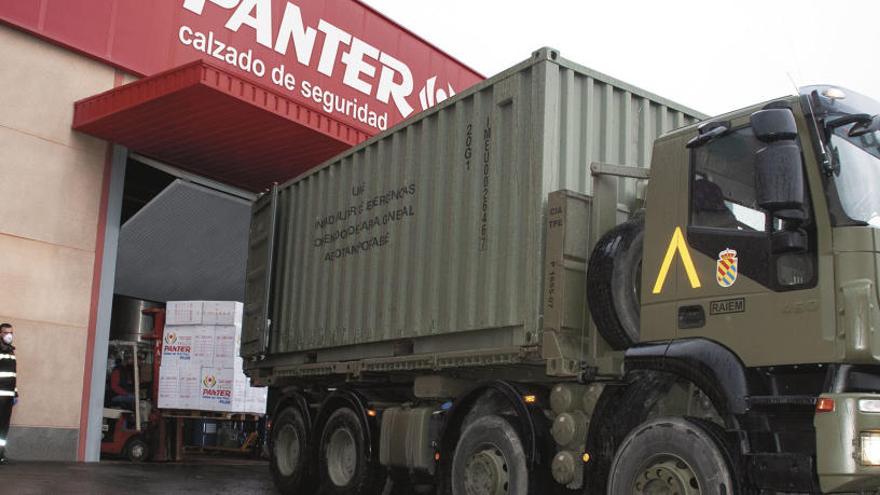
[628,86,880,492]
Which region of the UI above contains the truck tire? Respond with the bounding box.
[607,417,737,495]
[318,407,384,495]
[271,405,314,494]
[451,415,528,495]
[586,217,644,350]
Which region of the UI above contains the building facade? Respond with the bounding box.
[0,0,481,461]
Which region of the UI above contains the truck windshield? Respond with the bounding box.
[830,129,880,226]
[803,85,880,226]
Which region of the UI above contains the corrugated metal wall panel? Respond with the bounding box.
[543,63,702,207]
[259,49,704,356]
[116,180,251,302]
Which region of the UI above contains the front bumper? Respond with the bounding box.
[815,393,880,493]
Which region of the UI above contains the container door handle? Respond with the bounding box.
[678,305,705,329]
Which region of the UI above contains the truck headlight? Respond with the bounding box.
[861,432,880,466]
[859,399,880,413]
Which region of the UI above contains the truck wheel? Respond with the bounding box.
[125,437,150,463]
[271,405,313,494]
[586,216,644,350]
[608,417,737,495]
[451,415,528,495]
[318,407,384,495]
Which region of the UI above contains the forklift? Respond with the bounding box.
[100,304,179,462]
[100,340,153,462]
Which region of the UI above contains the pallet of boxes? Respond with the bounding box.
[158,301,268,457]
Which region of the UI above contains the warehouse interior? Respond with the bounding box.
[68,56,360,463]
[98,154,260,462]
[114,156,253,303]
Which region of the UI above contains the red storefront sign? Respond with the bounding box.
[0,0,482,135]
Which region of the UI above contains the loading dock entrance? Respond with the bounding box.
[91,152,258,462]
[70,59,361,461]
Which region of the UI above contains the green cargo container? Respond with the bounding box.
[241,48,702,373]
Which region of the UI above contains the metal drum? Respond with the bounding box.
[109,295,163,342]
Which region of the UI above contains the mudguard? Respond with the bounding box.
[271,387,311,425]
[624,338,764,416]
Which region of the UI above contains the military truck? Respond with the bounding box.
[241,48,880,494]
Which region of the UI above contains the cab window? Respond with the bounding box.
[690,128,768,231]
[688,126,817,291]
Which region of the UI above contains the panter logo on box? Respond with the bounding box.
[201,373,232,400]
[163,331,192,356]
[202,374,217,388]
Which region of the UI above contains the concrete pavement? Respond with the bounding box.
[0,459,275,494]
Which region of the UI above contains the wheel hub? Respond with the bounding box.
[634,456,700,495]
[326,427,357,487]
[129,443,145,460]
[464,447,509,495]
[275,424,301,477]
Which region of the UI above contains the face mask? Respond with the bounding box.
[2,334,12,345]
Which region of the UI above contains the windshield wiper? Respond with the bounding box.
[826,113,872,132]
[849,114,880,137]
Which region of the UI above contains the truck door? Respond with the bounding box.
[241,185,278,358]
[642,115,833,366]
[686,125,790,294]
[661,120,830,365]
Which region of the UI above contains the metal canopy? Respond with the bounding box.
[72,61,364,192]
[113,180,251,302]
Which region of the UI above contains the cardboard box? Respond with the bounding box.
[203,301,244,326]
[160,327,196,365]
[157,365,180,410]
[161,325,214,367]
[191,326,216,366]
[166,301,205,325]
[198,367,232,411]
[165,300,244,326]
[244,386,268,414]
[212,325,242,367]
[158,364,203,410]
[198,366,249,412]
[157,301,262,414]
[158,364,267,414]
[178,365,202,409]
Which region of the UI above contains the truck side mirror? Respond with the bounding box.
[771,228,808,253]
[754,142,805,214]
[751,108,798,142]
[750,109,805,220]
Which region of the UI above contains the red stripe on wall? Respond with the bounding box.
[77,69,125,461]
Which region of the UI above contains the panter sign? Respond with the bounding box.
[0,0,482,134]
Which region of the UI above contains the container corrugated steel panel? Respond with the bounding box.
[246,49,704,359]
